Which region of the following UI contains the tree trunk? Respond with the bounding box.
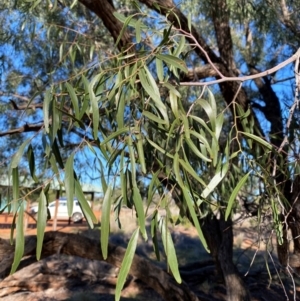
[0,231,200,301]
[202,214,251,301]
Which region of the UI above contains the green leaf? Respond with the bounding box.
[65,82,79,119]
[101,185,112,259]
[115,228,139,301]
[156,54,188,73]
[113,12,148,29]
[201,160,229,198]
[155,58,164,82]
[27,144,38,182]
[139,66,169,126]
[43,88,52,133]
[120,152,128,206]
[36,190,47,260]
[196,98,216,129]
[179,158,206,186]
[135,19,141,43]
[173,154,209,252]
[12,167,19,214]
[136,132,146,174]
[116,92,125,129]
[127,136,136,183]
[182,186,208,251]
[181,112,190,138]
[101,127,130,145]
[150,211,160,260]
[142,110,167,124]
[65,153,75,217]
[242,132,273,150]
[133,186,147,239]
[83,75,99,140]
[10,203,24,274]
[188,13,192,31]
[51,97,60,143]
[146,138,174,159]
[52,138,64,169]
[189,130,212,156]
[173,35,186,57]
[159,217,181,283]
[185,137,212,162]
[11,138,31,168]
[225,172,250,221]
[75,180,97,228]
[113,13,135,46]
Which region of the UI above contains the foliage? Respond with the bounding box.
[1,0,300,300]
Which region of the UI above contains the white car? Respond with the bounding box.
[30,198,89,223]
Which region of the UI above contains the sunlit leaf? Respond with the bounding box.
[142,111,167,124]
[133,186,147,239]
[201,161,229,198]
[115,228,139,301]
[36,190,47,260]
[159,217,181,283]
[65,82,79,119]
[242,132,272,150]
[101,185,112,259]
[156,58,164,82]
[136,132,146,174]
[65,153,75,217]
[10,203,24,274]
[185,138,211,162]
[11,138,31,169]
[156,54,188,73]
[139,66,169,126]
[75,180,97,228]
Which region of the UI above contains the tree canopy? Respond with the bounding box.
[1,1,300,300]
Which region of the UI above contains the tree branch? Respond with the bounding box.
[181,64,221,81]
[210,0,236,72]
[78,0,132,51]
[9,100,43,111]
[180,48,300,87]
[0,123,44,137]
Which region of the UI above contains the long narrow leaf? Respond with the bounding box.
[101,185,112,259]
[65,153,75,217]
[10,204,24,274]
[43,89,51,133]
[133,186,147,239]
[115,228,139,301]
[65,82,79,119]
[242,132,272,150]
[225,172,250,220]
[11,139,31,168]
[75,180,97,228]
[159,217,181,283]
[36,190,47,260]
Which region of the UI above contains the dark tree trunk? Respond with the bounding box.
[202,214,251,301]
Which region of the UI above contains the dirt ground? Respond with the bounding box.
[0,210,300,301]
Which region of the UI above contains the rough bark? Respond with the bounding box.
[0,232,200,301]
[79,0,132,50]
[202,215,251,301]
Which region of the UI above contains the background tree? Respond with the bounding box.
[1,1,300,301]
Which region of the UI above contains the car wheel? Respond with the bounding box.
[72,212,83,223]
